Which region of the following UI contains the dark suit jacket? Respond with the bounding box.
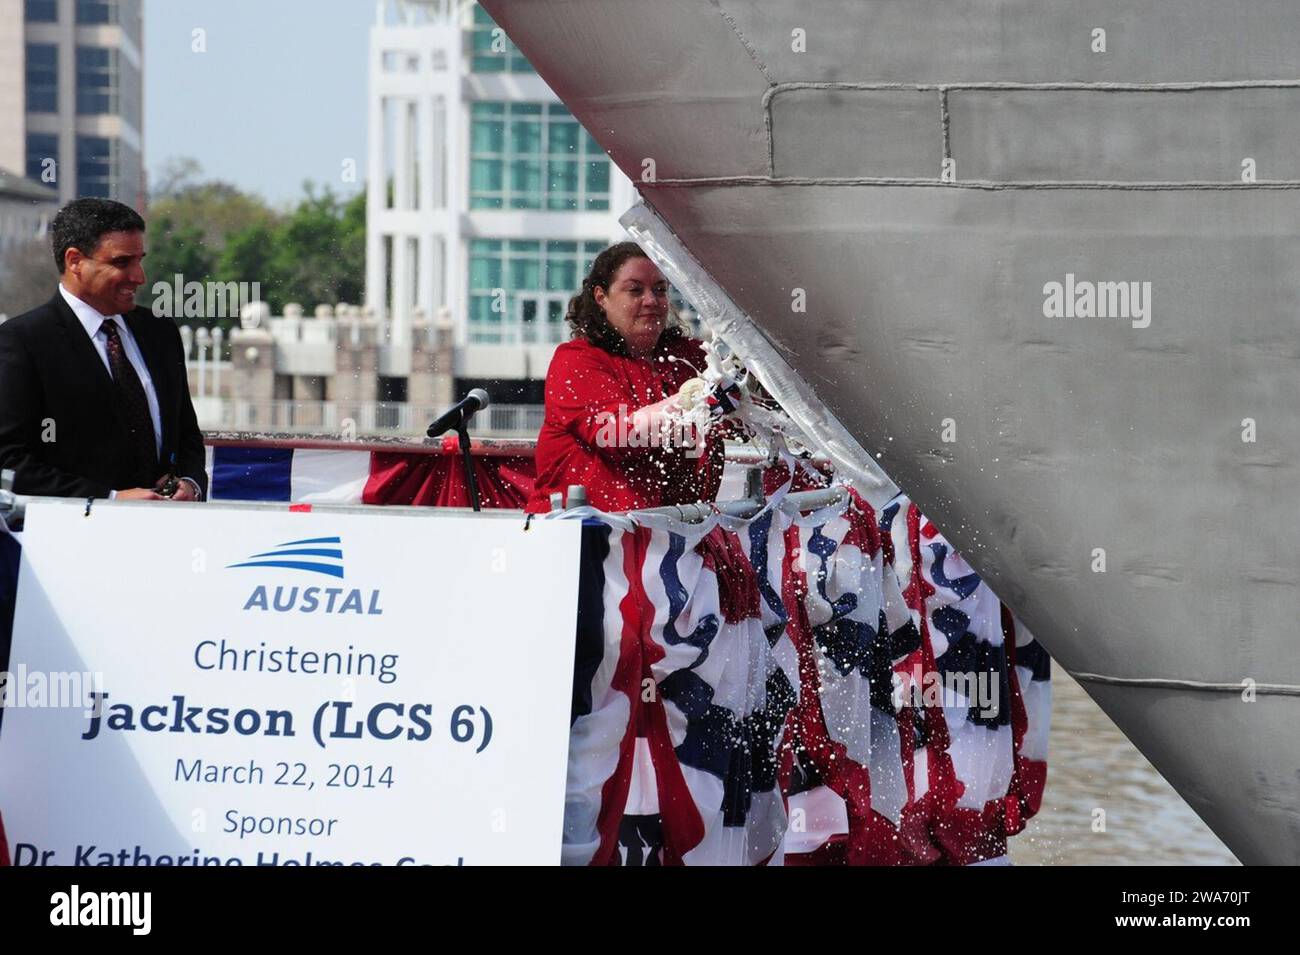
[0,291,208,499]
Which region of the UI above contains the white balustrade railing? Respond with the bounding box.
[180,324,229,402]
[196,399,545,438]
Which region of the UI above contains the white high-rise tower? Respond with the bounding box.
[365,0,635,404]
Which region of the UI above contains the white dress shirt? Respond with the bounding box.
[59,283,163,458]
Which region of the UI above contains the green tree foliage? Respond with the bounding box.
[145,158,366,324]
[253,184,367,313]
[145,211,217,290]
[151,157,275,247]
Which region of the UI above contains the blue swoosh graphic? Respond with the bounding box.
[227,560,345,578]
[247,548,343,560]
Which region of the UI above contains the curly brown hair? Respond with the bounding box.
[566,241,686,356]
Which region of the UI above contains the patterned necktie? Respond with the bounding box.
[100,318,158,484]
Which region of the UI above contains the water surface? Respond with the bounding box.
[1011,671,1239,866]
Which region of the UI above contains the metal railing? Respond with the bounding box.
[198,399,546,438]
[0,468,842,532]
[630,486,846,523]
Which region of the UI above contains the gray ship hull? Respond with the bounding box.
[482,0,1300,864]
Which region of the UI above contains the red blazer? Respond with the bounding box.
[527,335,724,513]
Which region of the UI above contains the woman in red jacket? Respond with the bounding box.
[526,242,725,513]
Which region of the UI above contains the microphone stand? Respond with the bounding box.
[456,420,481,512]
[428,390,489,512]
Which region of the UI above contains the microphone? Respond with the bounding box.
[427,388,490,437]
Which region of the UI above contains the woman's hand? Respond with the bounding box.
[675,377,710,411]
[614,373,746,455]
[675,375,746,418]
[629,396,685,439]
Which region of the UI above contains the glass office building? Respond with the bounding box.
[366,1,635,406]
[5,0,144,204]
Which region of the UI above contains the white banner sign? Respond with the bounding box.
[0,501,581,866]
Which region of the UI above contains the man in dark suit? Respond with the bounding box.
[0,198,207,501]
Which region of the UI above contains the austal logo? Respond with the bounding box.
[227,536,345,579]
[227,536,383,615]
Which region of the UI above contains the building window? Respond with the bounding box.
[76,0,115,24]
[25,0,58,22]
[116,139,141,204]
[76,46,120,116]
[76,0,141,47]
[470,5,534,74]
[25,44,58,113]
[119,53,141,129]
[470,102,610,211]
[75,46,140,129]
[77,135,119,198]
[468,239,607,345]
[26,133,60,187]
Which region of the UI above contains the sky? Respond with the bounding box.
[144,0,374,206]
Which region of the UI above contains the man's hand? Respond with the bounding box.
[115,487,164,500]
[170,478,200,502]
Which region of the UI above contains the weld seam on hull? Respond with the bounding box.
[766,80,1300,93]
[709,0,776,86]
[761,79,1300,187]
[939,86,951,160]
[649,176,1300,190]
[706,0,778,174]
[1074,672,1300,696]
